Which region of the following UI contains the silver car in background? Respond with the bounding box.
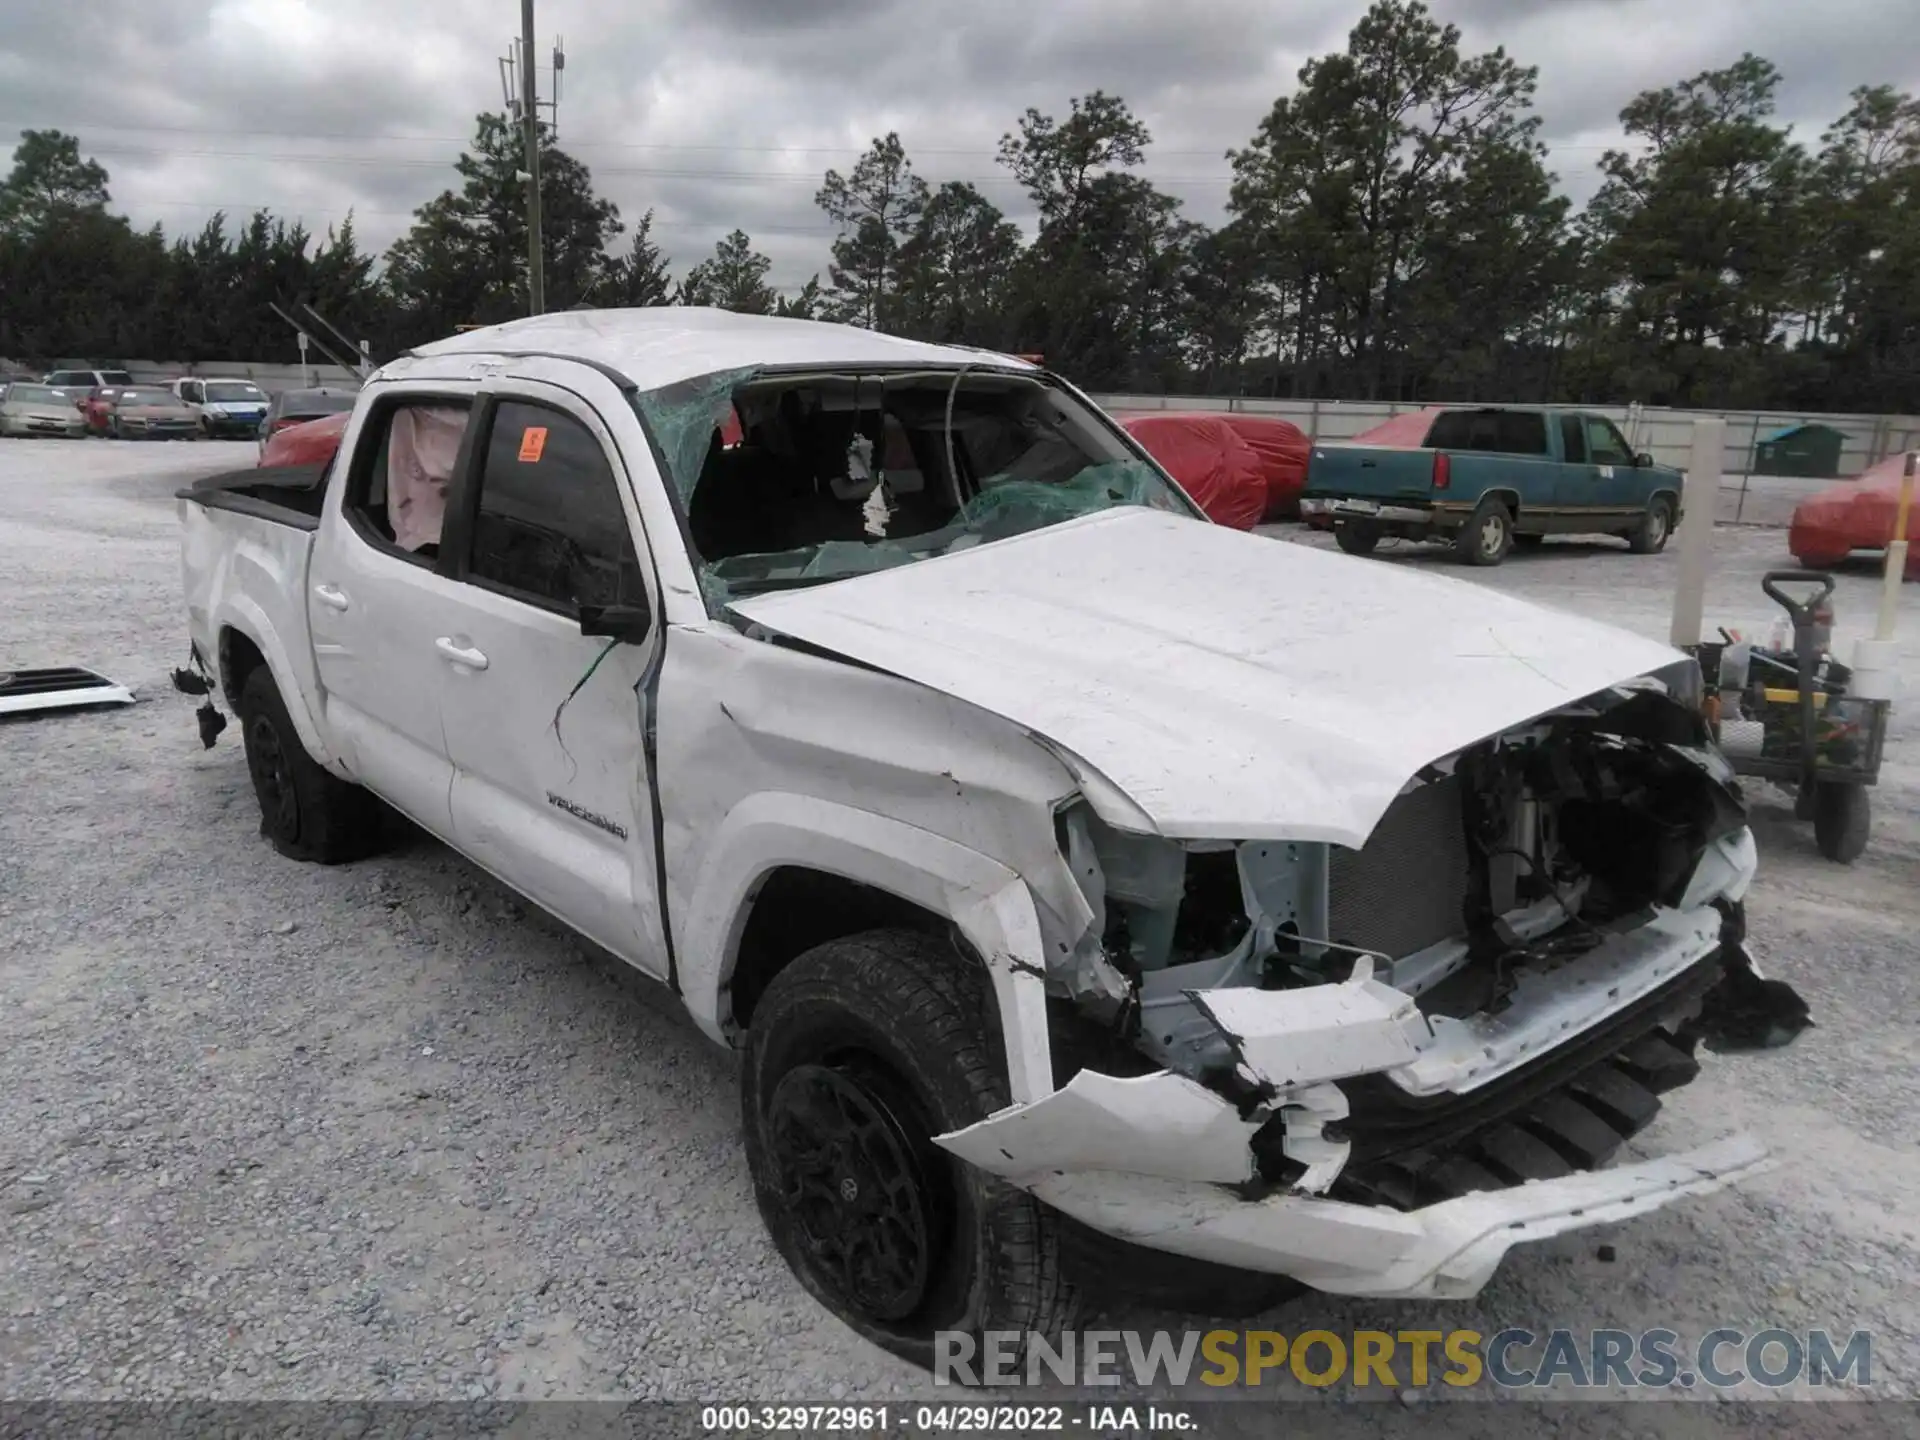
[0,382,86,438]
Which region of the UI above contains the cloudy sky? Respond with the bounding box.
[3,0,1916,293]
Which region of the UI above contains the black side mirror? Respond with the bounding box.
[1634,451,1654,468]
[577,601,651,643]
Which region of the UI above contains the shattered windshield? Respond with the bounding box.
[633,366,1197,613]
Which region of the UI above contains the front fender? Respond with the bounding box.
[678,791,1053,1103]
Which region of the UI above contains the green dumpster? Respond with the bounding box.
[1753,422,1844,478]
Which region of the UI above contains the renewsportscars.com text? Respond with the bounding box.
[934,1327,1872,1391]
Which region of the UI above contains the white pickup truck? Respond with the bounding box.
[176,309,1808,1366]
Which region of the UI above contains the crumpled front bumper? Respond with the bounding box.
[939,893,1789,1301]
[991,1130,1766,1299]
[941,1068,1771,1298]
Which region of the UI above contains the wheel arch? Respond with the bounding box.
[1479,486,1523,518]
[680,792,1055,1102]
[215,604,332,766]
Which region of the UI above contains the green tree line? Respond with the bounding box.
[2,1,1915,410]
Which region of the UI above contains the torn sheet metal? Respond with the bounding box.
[730,505,1686,847]
[1019,1134,1771,1298]
[1184,960,1430,1092]
[939,1070,1259,1186]
[0,666,135,716]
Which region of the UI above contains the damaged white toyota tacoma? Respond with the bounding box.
[175,310,1809,1366]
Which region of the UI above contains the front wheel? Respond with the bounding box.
[1813,782,1870,863]
[1455,499,1513,566]
[1629,497,1674,554]
[742,930,1075,1370]
[1333,520,1381,556]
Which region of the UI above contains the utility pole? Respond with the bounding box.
[519,0,544,315]
[500,11,563,316]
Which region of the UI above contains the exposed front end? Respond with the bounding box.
[938,675,1810,1301]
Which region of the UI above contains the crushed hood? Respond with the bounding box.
[729,508,1685,848]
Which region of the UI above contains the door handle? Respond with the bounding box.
[434,637,489,670]
[314,583,350,611]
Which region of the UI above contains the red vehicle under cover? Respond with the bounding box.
[1217,414,1311,519]
[1789,452,1920,579]
[1117,412,1269,530]
[1349,406,1449,448]
[259,410,350,468]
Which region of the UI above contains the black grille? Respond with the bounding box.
[1327,774,1471,958]
[1250,945,1726,1207]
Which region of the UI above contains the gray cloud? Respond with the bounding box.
[2,0,1914,291]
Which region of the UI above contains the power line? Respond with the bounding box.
[3,118,1624,162]
[0,115,1241,156]
[124,197,843,233]
[69,140,1247,184]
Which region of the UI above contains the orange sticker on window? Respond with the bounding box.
[517,426,548,462]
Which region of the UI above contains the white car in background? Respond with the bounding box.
[172,377,271,438]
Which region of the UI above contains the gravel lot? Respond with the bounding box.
[2,439,1916,1416]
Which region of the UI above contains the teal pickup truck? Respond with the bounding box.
[1299,406,1685,566]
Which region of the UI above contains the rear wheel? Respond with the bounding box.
[1334,520,1381,556]
[742,930,1075,1370]
[1629,496,1674,554]
[236,666,386,863]
[1455,499,1513,566]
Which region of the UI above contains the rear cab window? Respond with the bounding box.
[1425,409,1548,456]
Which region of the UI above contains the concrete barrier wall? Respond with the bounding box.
[1093,394,1920,481]
[77,360,366,390]
[51,361,1920,486]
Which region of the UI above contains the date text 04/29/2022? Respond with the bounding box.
[700,1405,1198,1433]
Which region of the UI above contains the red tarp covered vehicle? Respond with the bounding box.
[1117,412,1269,530]
[1216,414,1312,520]
[1349,406,1449,448]
[259,409,350,468]
[1789,453,1919,579]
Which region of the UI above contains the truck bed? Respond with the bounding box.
[176,462,328,531]
[178,465,322,723]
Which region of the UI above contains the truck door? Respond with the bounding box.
[434,380,668,977]
[1580,414,1641,523]
[308,387,480,839]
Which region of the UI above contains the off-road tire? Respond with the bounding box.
[1628,496,1674,554]
[236,665,386,863]
[1455,498,1513,566]
[742,929,1076,1372]
[1813,782,1870,864]
[1334,520,1381,556]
